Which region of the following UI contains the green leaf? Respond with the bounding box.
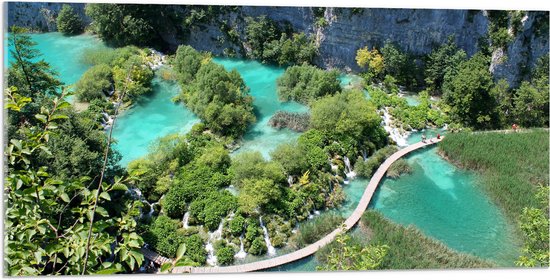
[94,268,121,275]
[99,191,111,201]
[160,262,173,272]
[60,192,71,203]
[111,183,128,191]
[176,243,187,260]
[35,114,47,123]
[96,206,109,217]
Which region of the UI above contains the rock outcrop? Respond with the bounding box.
[7,2,90,32]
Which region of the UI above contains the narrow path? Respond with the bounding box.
[167,137,444,273]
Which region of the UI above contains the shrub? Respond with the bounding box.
[216,246,235,265]
[277,64,341,104]
[229,214,246,235]
[56,5,83,35]
[249,237,267,255]
[355,146,398,178]
[74,64,112,102]
[143,215,186,258]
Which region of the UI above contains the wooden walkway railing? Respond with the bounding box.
[167,137,444,273]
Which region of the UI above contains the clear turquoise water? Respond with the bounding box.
[111,74,200,166]
[213,58,308,159]
[369,131,520,266]
[6,32,106,86]
[403,94,420,106]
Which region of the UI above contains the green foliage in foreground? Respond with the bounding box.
[516,186,550,267]
[438,130,549,223]
[4,89,143,275]
[56,5,83,36]
[294,213,344,248]
[360,211,493,269]
[277,64,341,105]
[317,232,389,271]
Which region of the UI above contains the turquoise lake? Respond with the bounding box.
[10,33,520,270]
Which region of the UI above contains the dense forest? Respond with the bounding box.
[4,2,549,276]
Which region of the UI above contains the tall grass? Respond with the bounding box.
[293,213,344,249]
[438,129,549,224]
[360,210,492,269]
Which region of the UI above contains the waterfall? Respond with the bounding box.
[205,219,224,266]
[343,156,356,179]
[361,150,368,161]
[381,108,409,147]
[234,235,247,259]
[182,212,190,229]
[205,242,217,266]
[259,216,276,256]
[287,175,293,187]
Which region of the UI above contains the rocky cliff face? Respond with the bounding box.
[7,2,90,32]
[7,2,549,87]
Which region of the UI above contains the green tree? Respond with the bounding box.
[310,90,387,153]
[7,26,63,130]
[172,45,204,84]
[245,16,280,60]
[112,54,154,101]
[276,64,341,104]
[75,64,113,102]
[56,4,84,36]
[263,32,318,66]
[238,178,282,214]
[177,60,256,138]
[442,53,499,129]
[216,247,235,265]
[425,36,467,94]
[85,3,164,47]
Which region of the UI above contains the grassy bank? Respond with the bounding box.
[359,211,493,269]
[438,129,549,224]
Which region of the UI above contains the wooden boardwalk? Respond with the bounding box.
[141,248,172,265]
[168,137,444,274]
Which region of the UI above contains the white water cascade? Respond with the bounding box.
[381,108,409,147]
[182,212,190,229]
[259,216,276,256]
[343,156,356,180]
[234,235,247,259]
[287,175,293,187]
[205,219,224,266]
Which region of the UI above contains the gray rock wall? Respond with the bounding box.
[7,1,90,32]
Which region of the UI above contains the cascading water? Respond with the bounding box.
[182,212,190,229]
[234,235,247,259]
[381,107,409,147]
[343,156,356,180]
[205,219,224,266]
[259,216,276,256]
[287,175,293,187]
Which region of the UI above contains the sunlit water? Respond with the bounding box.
[213,58,308,159]
[112,75,200,166]
[6,32,106,86]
